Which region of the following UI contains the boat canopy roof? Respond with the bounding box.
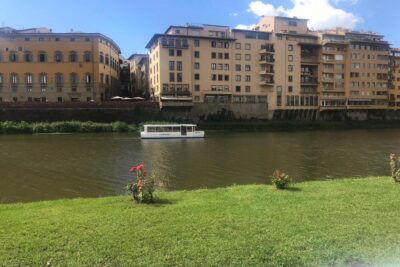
[144,124,197,127]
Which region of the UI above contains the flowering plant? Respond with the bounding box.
[271,170,290,189]
[126,164,155,203]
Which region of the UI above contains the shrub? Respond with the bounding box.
[389,153,400,183]
[126,164,155,203]
[271,170,290,190]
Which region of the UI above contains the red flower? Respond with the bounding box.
[129,166,137,173]
[136,164,144,170]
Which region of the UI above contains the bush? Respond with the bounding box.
[126,164,155,203]
[271,170,290,190]
[389,153,400,183]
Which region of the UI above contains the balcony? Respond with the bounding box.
[259,57,275,65]
[301,77,318,85]
[301,55,319,63]
[260,44,275,53]
[259,69,274,75]
[322,78,334,83]
[259,79,274,86]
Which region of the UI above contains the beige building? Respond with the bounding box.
[146,16,392,112]
[129,54,149,97]
[389,49,400,107]
[0,27,120,102]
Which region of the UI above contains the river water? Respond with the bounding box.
[0,130,398,203]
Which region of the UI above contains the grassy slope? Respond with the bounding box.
[1,177,400,266]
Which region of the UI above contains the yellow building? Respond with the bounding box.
[389,49,400,107]
[146,16,392,112]
[0,27,120,102]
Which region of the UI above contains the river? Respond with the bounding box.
[0,130,397,203]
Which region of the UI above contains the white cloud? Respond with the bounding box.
[230,12,239,17]
[246,0,361,30]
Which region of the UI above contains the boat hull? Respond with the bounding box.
[140,131,205,139]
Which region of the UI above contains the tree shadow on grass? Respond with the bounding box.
[286,186,301,192]
[150,197,179,207]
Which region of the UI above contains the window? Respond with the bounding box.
[84,51,91,62]
[335,54,344,61]
[235,43,241,49]
[194,51,200,58]
[194,73,200,80]
[218,64,223,70]
[194,40,200,47]
[235,75,241,82]
[194,84,200,91]
[245,65,251,71]
[38,51,46,62]
[177,73,183,82]
[55,73,63,85]
[70,73,78,85]
[25,73,33,84]
[0,74,3,85]
[54,51,63,62]
[218,74,223,81]
[224,64,229,70]
[288,65,293,72]
[289,21,297,26]
[236,86,241,92]
[10,73,18,84]
[169,49,175,56]
[288,76,293,82]
[169,72,175,82]
[211,74,216,81]
[176,50,182,57]
[224,42,230,48]
[100,52,104,63]
[235,54,241,60]
[218,53,223,59]
[40,73,47,84]
[288,44,293,51]
[245,54,251,61]
[23,52,32,62]
[245,75,251,82]
[288,55,293,62]
[177,61,182,71]
[69,51,77,62]
[224,75,229,81]
[169,61,175,71]
[224,53,229,59]
[85,73,92,84]
[245,86,251,92]
[9,53,17,62]
[236,64,241,71]
[288,86,293,92]
[105,55,109,65]
[245,43,251,50]
[211,41,217,48]
[70,37,75,42]
[194,62,200,69]
[211,52,216,59]
[211,63,217,70]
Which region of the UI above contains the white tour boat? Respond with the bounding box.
[140,124,205,139]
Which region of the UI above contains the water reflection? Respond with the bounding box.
[0,130,398,203]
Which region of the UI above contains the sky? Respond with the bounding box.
[0,0,399,57]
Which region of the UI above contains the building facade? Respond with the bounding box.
[129,54,149,97]
[146,16,393,112]
[0,27,120,102]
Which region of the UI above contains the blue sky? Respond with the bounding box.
[0,0,399,57]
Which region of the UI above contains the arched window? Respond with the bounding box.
[85,73,92,84]
[10,73,18,85]
[84,51,91,62]
[38,51,47,62]
[25,73,33,85]
[24,52,33,62]
[55,73,63,85]
[40,73,47,84]
[54,51,63,62]
[69,51,77,62]
[9,53,18,62]
[105,54,109,65]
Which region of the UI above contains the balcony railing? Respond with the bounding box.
[301,77,318,84]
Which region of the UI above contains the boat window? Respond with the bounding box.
[187,127,193,132]
[147,127,156,132]
[173,127,180,132]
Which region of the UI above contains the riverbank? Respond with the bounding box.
[1,177,400,266]
[0,121,136,134]
[3,120,400,134]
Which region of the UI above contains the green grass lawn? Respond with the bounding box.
[1,177,400,266]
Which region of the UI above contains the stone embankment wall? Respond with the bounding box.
[1,102,400,122]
